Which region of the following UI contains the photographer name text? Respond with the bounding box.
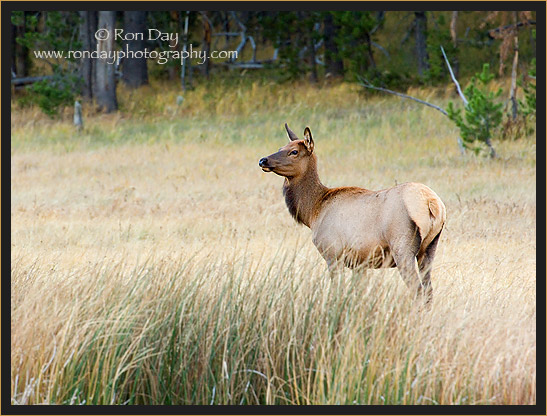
[97,28,179,47]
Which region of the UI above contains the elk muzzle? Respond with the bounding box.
[259,157,272,172]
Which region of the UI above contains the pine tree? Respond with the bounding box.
[446,63,503,157]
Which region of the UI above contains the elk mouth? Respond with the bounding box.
[259,157,273,172]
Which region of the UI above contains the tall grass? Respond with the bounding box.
[11,79,536,405]
[11,245,535,405]
[11,75,518,151]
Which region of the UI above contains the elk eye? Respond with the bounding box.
[290,150,298,156]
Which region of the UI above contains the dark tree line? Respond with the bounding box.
[11,10,537,116]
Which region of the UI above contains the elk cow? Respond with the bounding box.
[258,124,446,303]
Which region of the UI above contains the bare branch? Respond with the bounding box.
[230,11,246,32]
[199,11,213,28]
[371,41,390,59]
[370,11,385,35]
[225,62,264,69]
[11,75,53,85]
[358,77,448,116]
[400,20,415,46]
[212,32,242,37]
[441,45,468,106]
[488,20,535,38]
[247,36,257,62]
[440,46,498,158]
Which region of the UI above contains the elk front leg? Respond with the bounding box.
[326,257,344,279]
[318,249,344,279]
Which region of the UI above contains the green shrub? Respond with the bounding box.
[446,63,503,157]
[28,72,81,117]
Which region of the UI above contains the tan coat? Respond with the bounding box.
[259,124,446,303]
[311,182,445,270]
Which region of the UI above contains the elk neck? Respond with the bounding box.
[282,154,328,228]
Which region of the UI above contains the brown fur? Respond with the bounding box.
[320,186,373,203]
[259,124,446,304]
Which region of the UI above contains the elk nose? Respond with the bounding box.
[259,157,268,167]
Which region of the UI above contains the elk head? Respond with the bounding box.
[258,123,315,178]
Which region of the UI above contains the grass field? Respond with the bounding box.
[11,80,536,405]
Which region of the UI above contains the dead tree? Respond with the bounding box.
[94,11,117,112]
[323,12,343,77]
[200,11,212,78]
[79,11,97,101]
[122,11,148,88]
[449,11,459,78]
[180,11,191,91]
[509,11,520,120]
[12,11,31,77]
[414,11,429,77]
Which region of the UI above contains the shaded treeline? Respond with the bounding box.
[11,10,537,114]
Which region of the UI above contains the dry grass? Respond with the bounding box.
[11,80,536,405]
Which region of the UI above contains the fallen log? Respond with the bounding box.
[11,75,53,86]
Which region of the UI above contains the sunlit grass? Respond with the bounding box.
[11,79,536,405]
[11,244,536,405]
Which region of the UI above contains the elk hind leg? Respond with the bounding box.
[390,222,423,299]
[417,230,442,305]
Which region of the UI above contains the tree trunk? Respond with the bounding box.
[181,11,192,91]
[222,11,231,48]
[94,11,118,113]
[450,11,458,47]
[12,11,30,77]
[450,11,459,78]
[308,36,318,83]
[509,11,519,120]
[530,26,535,58]
[11,17,17,75]
[201,11,211,78]
[122,11,148,88]
[79,11,97,100]
[307,14,318,83]
[323,12,343,77]
[365,31,376,69]
[414,11,429,77]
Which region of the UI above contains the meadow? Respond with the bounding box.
[10,79,536,405]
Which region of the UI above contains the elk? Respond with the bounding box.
[258,124,446,303]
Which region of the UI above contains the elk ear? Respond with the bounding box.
[285,123,299,141]
[303,127,314,153]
